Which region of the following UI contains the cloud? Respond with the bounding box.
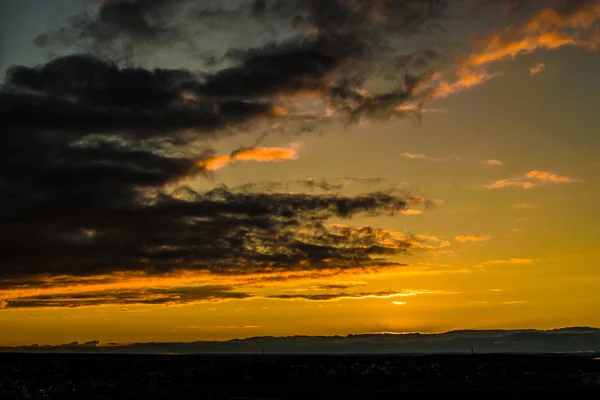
[400,209,423,215]
[312,284,364,291]
[267,289,454,302]
[0,282,456,309]
[412,1,600,106]
[392,301,407,305]
[32,0,451,125]
[198,143,301,171]
[234,177,389,194]
[529,63,547,76]
[0,185,433,280]
[0,1,456,300]
[174,325,260,330]
[455,234,493,243]
[400,153,461,162]
[478,258,534,267]
[429,69,499,99]
[413,234,452,249]
[514,203,540,209]
[503,300,527,305]
[3,0,596,310]
[0,285,254,309]
[484,159,503,166]
[465,3,600,68]
[485,170,580,189]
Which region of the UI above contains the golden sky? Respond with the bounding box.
[0,0,599,346]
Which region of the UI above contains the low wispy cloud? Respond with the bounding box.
[483,159,503,167]
[198,142,301,171]
[514,203,540,209]
[503,300,528,305]
[174,325,260,331]
[400,153,461,163]
[529,63,546,76]
[485,170,580,189]
[0,285,254,309]
[477,258,534,268]
[455,234,493,243]
[268,289,456,302]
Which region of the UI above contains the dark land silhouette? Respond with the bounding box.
[0,352,599,399]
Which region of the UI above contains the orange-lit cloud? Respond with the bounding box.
[423,3,600,104]
[455,234,493,243]
[400,152,461,162]
[430,69,498,99]
[400,209,423,215]
[413,234,452,250]
[467,33,577,67]
[466,4,600,68]
[485,170,580,189]
[529,63,547,76]
[199,142,301,171]
[484,159,503,166]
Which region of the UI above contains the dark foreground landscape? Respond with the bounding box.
[1,353,599,399]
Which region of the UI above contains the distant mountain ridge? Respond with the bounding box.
[3,327,599,354]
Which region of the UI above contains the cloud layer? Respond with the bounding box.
[485,170,580,189]
[2,0,599,313]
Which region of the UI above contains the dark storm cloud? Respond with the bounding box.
[5,54,197,109]
[0,177,421,279]
[35,0,447,51]
[193,36,358,99]
[2,54,273,139]
[0,1,446,285]
[34,0,194,51]
[0,53,425,284]
[32,1,451,121]
[0,286,252,309]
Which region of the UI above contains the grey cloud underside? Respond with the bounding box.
[35,0,448,57]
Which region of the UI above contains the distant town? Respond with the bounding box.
[1,353,599,399]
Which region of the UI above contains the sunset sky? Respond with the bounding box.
[1,0,599,347]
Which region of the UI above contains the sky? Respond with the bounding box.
[0,0,599,347]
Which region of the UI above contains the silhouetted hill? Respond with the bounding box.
[2,328,600,354]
